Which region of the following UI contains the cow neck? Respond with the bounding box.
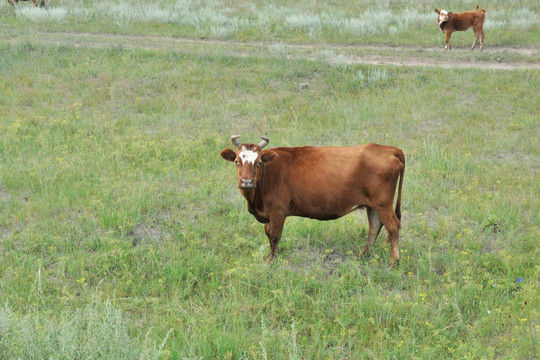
[439,20,449,31]
[242,165,265,212]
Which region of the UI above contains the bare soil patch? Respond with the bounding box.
[5,31,540,70]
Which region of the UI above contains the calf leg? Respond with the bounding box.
[377,208,401,267]
[264,215,285,262]
[361,206,383,256]
[471,30,480,50]
[479,29,485,51]
[445,32,453,50]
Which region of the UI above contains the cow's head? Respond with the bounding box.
[221,135,279,190]
[434,9,451,27]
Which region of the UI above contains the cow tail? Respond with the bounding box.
[395,150,405,222]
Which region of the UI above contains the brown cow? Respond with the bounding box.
[220,136,405,266]
[6,0,45,8]
[434,5,486,51]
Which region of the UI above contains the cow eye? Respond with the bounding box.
[235,160,240,166]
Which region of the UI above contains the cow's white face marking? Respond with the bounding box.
[438,10,449,25]
[239,146,258,165]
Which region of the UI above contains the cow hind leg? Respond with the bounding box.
[471,30,480,50]
[377,209,401,267]
[479,29,485,51]
[264,215,285,262]
[361,206,383,257]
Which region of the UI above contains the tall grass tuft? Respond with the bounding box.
[286,319,301,360]
[315,49,348,67]
[15,6,67,22]
[0,298,170,360]
[353,68,389,87]
[509,7,538,28]
[269,42,289,59]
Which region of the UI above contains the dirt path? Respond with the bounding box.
[6,31,540,70]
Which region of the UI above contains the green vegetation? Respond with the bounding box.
[0,1,539,359]
[1,0,539,46]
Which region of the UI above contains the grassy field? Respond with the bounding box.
[1,0,539,46]
[1,1,539,359]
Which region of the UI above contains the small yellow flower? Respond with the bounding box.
[519,318,527,322]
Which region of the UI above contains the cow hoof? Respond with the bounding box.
[388,258,400,268]
[359,246,370,257]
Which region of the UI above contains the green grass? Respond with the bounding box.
[1,0,539,46]
[0,4,539,359]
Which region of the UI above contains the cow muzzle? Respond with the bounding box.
[240,179,256,189]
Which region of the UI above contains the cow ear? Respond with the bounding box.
[261,150,278,165]
[434,9,440,14]
[448,12,453,16]
[220,149,236,162]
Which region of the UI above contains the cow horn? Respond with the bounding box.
[258,136,270,149]
[231,135,241,147]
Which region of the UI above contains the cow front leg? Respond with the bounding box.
[264,215,285,262]
[361,206,383,257]
[445,32,453,50]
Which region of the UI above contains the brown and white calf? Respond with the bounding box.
[6,0,45,8]
[435,5,486,51]
[221,136,405,266]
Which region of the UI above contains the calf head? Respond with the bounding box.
[221,135,278,189]
[434,9,451,28]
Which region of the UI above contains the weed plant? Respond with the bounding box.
[0,296,170,359]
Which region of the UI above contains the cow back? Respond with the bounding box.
[260,144,404,220]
